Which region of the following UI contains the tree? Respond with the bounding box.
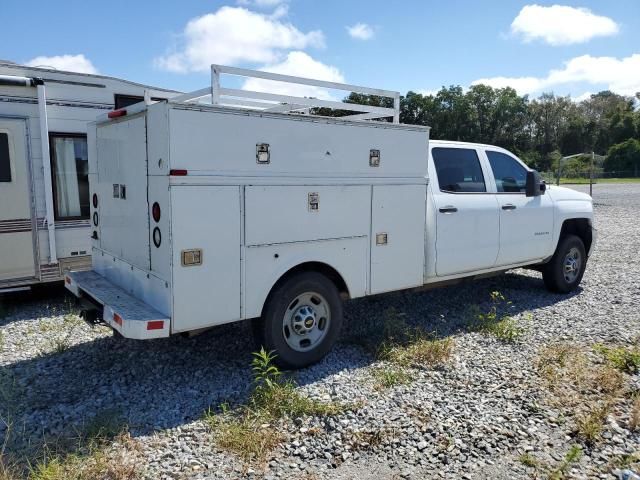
[605,139,640,176]
[330,86,638,176]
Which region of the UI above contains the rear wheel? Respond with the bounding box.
[256,272,343,369]
[542,234,586,293]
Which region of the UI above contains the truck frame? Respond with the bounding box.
[65,65,595,368]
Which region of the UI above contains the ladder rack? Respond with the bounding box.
[171,64,400,124]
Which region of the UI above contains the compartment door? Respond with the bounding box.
[170,186,240,332]
[371,185,426,294]
[0,119,35,281]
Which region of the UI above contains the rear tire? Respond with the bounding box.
[256,272,343,369]
[542,234,586,293]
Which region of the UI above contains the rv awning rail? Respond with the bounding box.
[171,64,400,124]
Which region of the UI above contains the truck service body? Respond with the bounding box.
[65,66,594,368]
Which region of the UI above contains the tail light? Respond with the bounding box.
[152,202,161,222]
[108,109,127,119]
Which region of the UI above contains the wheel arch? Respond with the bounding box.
[559,218,593,256]
[260,262,350,318]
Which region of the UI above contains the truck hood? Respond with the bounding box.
[546,185,593,203]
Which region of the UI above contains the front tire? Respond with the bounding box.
[542,234,587,293]
[256,272,343,369]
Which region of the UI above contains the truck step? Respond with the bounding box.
[65,270,170,339]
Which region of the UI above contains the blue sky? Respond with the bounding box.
[1,0,639,100]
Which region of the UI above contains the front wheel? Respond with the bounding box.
[256,272,343,369]
[542,234,587,293]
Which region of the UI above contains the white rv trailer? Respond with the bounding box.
[0,62,178,291]
[65,65,594,369]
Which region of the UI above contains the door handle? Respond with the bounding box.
[502,204,517,211]
[439,206,458,213]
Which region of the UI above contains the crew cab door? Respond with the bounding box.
[430,146,500,276]
[482,149,554,265]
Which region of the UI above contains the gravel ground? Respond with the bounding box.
[1,183,639,479]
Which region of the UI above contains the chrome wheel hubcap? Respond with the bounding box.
[283,292,330,352]
[563,247,582,283]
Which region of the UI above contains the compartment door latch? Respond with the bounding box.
[256,143,270,164]
[308,192,319,212]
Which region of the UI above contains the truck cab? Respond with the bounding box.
[425,140,594,287]
[64,65,594,369]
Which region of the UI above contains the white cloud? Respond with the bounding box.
[416,89,437,97]
[347,23,374,40]
[242,51,345,100]
[472,54,640,97]
[572,91,593,103]
[510,4,619,46]
[24,54,98,74]
[155,6,324,73]
[471,75,543,94]
[237,0,286,7]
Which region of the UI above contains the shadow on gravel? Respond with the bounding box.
[1,270,576,460]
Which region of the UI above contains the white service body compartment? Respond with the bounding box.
[245,185,370,246]
[371,185,427,294]
[168,107,428,179]
[170,186,241,332]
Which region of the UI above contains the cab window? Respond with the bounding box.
[432,147,486,193]
[486,151,527,193]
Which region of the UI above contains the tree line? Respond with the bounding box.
[342,87,640,177]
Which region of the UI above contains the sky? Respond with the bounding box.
[1,0,639,101]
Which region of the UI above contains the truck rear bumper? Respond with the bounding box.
[65,270,170,339]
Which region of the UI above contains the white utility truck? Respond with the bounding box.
[65,65,595,368]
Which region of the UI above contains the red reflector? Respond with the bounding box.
[113,313,123,326]
[108,109,127,119]
[65,276,71,284]
[147,320,164,330]
[169,169,188,176]
[152,202,161,222]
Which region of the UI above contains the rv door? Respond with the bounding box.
[0,118,36,282]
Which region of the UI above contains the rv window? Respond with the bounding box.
[114,94,166,109]
[114,94,144,109]
[50,134,89,220]
[0,133,11,182]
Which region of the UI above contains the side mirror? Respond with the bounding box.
[526,170,544,197]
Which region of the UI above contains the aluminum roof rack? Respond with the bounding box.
[171,64,400,123]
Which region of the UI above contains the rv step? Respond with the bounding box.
[65,270,170,339]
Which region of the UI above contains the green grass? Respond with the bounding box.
[380,336,454,368]
[518,452,539,468]
[475,291,525,342]
[574,403,610,446]
[594,344,640,374]
[204,349,349,465]
[548,444,583,480]
[368,309,455,369]
[549,177,640,185]
[370,367,412,390]
[203,410,282,465]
